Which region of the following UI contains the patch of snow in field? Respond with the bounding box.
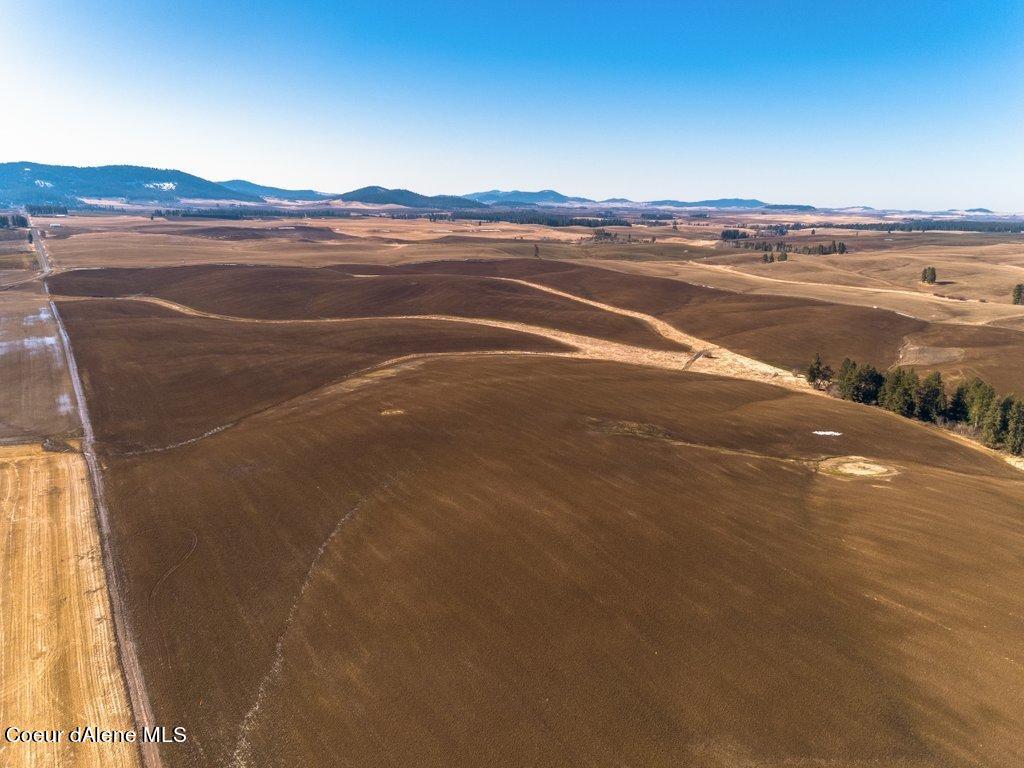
[145,181,177,191]
[813,430,843,436]
[23,307,51,326]
[0,336,60,357]
[34,179,54,188]
[57,393,73,414]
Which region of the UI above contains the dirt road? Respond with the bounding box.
[591,258,1024,326]
[64,292,813,395]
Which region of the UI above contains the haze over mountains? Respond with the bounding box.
[0,161,1005,214]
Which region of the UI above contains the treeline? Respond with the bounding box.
[154,208,354,220]
[0,214,29,228]
[452,211,630,227]
[813,219,1024,234]
[591,229,657,243]
[809,240,848,254]
[808,354,1024,453]
[26,204,68,215]
[731,239,848,255]
[740,240,794,253]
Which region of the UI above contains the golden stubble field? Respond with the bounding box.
[0,444,138,768]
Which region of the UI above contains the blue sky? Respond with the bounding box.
[5,0,1023,209]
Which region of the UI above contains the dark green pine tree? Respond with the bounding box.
[1006,399,1024,455]
[879,368,919,417]
[1013,283,1024,305]
[807,353,832,387]
[914,371,946,422]
[836,358,857,400]
[981,396,1010,447]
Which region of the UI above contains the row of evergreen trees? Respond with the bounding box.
[811,240,848,254]
[741,240,791,252]
[727,238,849,255]
[761,252,788,263]
[807,354,1024,453]
[0,214,29,228]
[25,204,67,216]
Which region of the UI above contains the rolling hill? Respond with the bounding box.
[645,197,768,208]
[465,189,596,205]
[216,179,332,201]
[0,162,261,205]
[336,186,487,208]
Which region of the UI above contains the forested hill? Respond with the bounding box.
[0,162,261,205]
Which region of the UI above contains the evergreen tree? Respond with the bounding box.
[921,266,937,284]
[914,371,946,422]
[879,368,918,417]
[836,358,857,399]
[958,378,997,428]
[807,353,833,387]
[981,396,1010,447]
[946,383,968,422]
[1006,399,1024,455]
[1013,284,1024,305]
[851,363,884,404]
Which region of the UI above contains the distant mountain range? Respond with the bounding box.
[0,163,491,209]
[0,162,1001,214]
[465,189,596,206]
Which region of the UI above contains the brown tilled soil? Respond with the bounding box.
[49,265,685,352]
[57,299,571,453]
[382,258,930,369]
[59,310,1024,768]
[387,259,1024,392]
[42,244,1024,768]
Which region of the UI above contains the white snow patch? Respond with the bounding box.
[35,179,54,188]
[0,336,60,357]
[813,430,843,436]
[145,181,177,191]
[23,307,51,326]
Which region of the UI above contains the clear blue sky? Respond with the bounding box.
[6,0,1024,210]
